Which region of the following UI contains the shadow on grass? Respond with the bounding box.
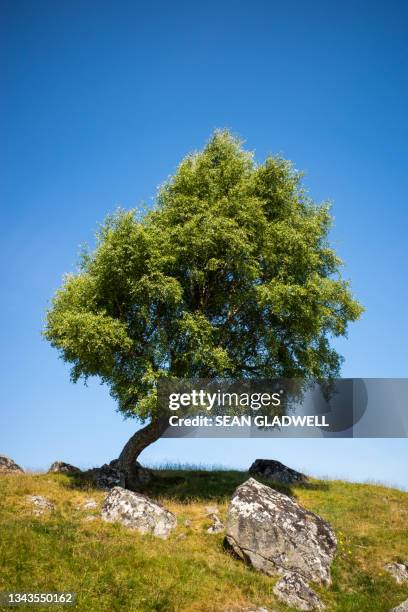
[61,468,329,503]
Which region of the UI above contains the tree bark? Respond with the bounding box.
[118,415,168,490]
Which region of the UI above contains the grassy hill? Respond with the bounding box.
[1,467,407,611]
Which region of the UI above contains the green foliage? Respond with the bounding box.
[44,130,363,419]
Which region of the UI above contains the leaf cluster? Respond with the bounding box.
[44,130,363,419]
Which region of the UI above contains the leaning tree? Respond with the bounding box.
[45,130,363,489]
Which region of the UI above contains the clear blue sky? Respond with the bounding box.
[1,0,407,488]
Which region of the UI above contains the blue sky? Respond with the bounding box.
[1,0,407,488]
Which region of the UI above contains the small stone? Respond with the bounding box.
[184,519,192,527]
[83,498,98,509]
[273,572,324,610]
[384,562,408,584]
[207,513,225,534]
[0,454,24,474]
[27,495,54,515]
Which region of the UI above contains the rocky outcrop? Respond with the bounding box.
[110,459,152,485]
[48,461,81,474]
[86,463,126,490]
[101,486,176,538]
[385,561,408,584]
[249,459,307,484]
[27,495,54,515]
[390,599,408,612]
[83,458,152,490]
[0,454,24,473]
[273,573,324,610]
[224,478,336,585]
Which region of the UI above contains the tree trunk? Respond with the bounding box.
[118,416,168,490]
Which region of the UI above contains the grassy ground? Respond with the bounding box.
[0,467,407,611]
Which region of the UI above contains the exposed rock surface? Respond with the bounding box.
[101,486,176,538]
[27,495,54,515]
[249,459,307,484]
[85,459,152,490]
[390,598,408,611]
[385,561,408,584]
[273,572,324,610]
[110,458,153,484]
[207,513,225,534]
[0,454,24,473]
[83,498,98,509]
[205,505,219,515]
[48,461,81,474]
[224,478,336,585]
[87,463,126,490]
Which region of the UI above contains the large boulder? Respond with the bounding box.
[224,478,336,585]
[249,459,307,484]
[0,454,24,474]
[101,486,176,538]
[48,461,81,474]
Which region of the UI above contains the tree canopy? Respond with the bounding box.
[45,130,363,424]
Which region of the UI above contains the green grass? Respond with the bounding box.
[0,468,407,611]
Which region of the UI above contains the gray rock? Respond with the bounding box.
[207,513,225,534]
[88,463,126,490]
[0,454,24,473]
[83,498,98,509]
[110,459,153,485]
[385,562,408,584]
[390,599,408,611]
[48,461,81,474]
[101,486,176,538]
[27,495,54,515]
[273,572,324,610]
[224,478,336,585]
[205,505,219,515]
[249,459,307,484]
